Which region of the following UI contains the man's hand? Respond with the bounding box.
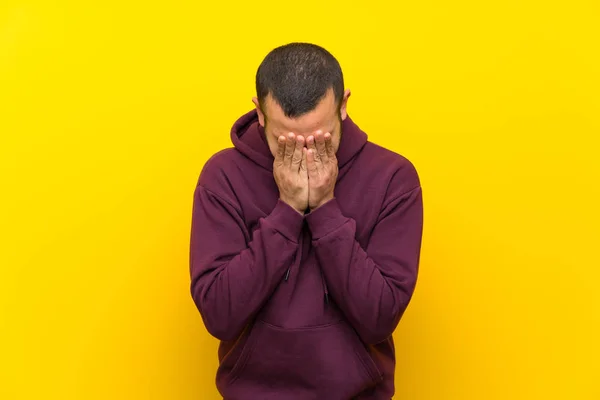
[306,131,338,211]
[273,132,309,214]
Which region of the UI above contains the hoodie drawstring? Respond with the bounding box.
[283,229,329,306]
[284,232,303,282]
[321,271,329,304]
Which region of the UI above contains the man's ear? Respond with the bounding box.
[340,89,351,120]
[252,97,265,127]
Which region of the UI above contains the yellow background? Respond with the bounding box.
[1,1,599,399]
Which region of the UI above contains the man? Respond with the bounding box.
[189,42,423,399]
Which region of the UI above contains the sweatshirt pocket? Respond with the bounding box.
[226,319,383,399]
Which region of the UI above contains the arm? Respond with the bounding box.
[189,185,304,341]
[305,185,423,345]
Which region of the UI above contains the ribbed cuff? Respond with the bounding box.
[264,199,305,243]
[305,198,348,240]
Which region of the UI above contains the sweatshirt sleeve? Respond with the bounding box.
[189,184,304,342]
[305,184,423,345]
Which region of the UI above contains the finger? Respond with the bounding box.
[274,135,286,165]
[284,132,295,166]
[306,148,319,177]
[291,135,304,169]
[300,147,308,173]
[324,132,336,161]
[315,131,328,164]
[306,135,319,164]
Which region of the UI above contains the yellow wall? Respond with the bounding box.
[1,1,599,399]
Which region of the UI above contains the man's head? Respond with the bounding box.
[252,43,351,157]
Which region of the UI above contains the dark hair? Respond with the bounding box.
[256,42,344,118]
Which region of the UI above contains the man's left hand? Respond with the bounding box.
[306,131,338,211]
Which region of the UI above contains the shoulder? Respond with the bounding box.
[196,147,241,184]
[360,141,421,196]
[194,148,242,201]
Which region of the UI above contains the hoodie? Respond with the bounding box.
[189,110,423,400]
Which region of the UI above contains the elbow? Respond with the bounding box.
[196,301,242,342]
[191,289,241,342]
[202,317,240,342]
[359,324,397,345]
[359,302,409,345]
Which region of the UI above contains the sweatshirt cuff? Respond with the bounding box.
[305,198,349,240]
[264,199,305,243]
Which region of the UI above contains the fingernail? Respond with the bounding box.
[288,132,294,139]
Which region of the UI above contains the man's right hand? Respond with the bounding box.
[273,132,308,214]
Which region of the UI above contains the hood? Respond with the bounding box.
[230,109,369,171]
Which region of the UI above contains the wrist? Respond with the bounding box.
[305,198,348,240]
[280,197,306,215]
[310,195,335,212]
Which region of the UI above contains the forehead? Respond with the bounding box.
[264,90,338,136]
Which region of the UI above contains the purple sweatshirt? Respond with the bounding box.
[189,110,423,399]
